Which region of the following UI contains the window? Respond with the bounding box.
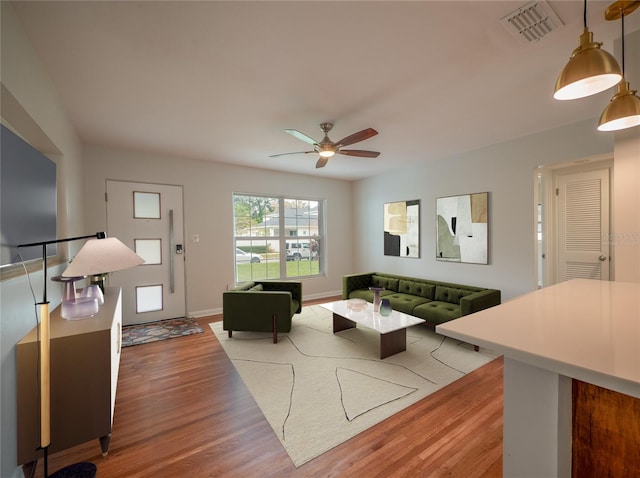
[233,194,323,282]
[133,191,161,219]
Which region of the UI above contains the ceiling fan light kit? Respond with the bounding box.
[554,0,640,131]
[318,147,335,158]
[270,122,380,169]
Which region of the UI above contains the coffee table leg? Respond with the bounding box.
[333,313,356,333]
[380,328,406,359]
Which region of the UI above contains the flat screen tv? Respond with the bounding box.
[1,124,57,267]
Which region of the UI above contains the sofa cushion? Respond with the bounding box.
[249,283,264,291]
[371,275,399,292]
[348,288,394,303]
[234,281,256,291]
[398,280,435,299]
[434,285,473,305]
[384,293,431,315]
[344,273,374,293]
[290,299,300,318]
[412,301,462,325]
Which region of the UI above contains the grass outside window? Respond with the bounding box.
[236,257,320,283]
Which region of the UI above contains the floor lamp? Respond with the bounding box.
[18,233,143,478]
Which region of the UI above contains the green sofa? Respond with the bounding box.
[343,272,500,327]
[223,280,302,343]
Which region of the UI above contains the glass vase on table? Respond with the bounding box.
[379,298,392,316]
[369,286,385,312]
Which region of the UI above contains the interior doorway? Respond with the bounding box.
[536,156,613,288]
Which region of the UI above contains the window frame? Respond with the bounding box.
[233,193,324,283]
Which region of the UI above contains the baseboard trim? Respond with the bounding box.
[189,308,221,318]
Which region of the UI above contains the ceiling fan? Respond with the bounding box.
[269,122,380,168]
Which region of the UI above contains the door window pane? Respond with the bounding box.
[136,285,163,313]
[135,239,162,265]
[134,192,161,219]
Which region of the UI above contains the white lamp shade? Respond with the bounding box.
[62,237,144,277]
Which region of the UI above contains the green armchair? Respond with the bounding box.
[222,280,302,343]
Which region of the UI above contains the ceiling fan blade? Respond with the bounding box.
[315,156,330,168]
[338,149,380,158]
[269,151,315,158]
[285,129,318,145]
[335,128,378,147]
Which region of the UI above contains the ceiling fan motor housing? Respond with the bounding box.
[320,122,334,134]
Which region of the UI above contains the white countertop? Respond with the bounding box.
[436,279,640,399]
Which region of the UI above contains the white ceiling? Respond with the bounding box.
[11,1,640,181]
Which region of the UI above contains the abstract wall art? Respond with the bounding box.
[383,200,420,258]
[436,192,488,264]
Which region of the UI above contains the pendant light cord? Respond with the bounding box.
[621,10,625,75]
[583,0,587,28]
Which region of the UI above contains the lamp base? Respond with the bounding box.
[90,273,108,293]
[49,462,97,478]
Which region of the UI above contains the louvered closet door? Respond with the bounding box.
[557,169,610,282]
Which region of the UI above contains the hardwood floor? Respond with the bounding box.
[38,298,503,478]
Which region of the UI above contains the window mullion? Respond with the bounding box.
[279,197,286,278]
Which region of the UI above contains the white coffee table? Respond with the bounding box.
[320,300,425,359]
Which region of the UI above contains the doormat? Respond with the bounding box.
[122,317,203,347]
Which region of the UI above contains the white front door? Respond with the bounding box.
[106,180,186,325]
[556,168,610,282]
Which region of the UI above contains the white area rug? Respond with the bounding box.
[209,304,497,467]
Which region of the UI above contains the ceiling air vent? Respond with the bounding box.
[500,1,563,43]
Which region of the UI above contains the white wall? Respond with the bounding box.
[352,119,613,301]
[1,3,86,477]
[613,130,640,283]
[82,145,354,316]
[611,29,640,283]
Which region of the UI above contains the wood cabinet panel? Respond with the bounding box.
[572,379,640,478]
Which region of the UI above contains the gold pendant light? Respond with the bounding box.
[597,1,640,131]
[554,0,622,100]
[598,81,640,130]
